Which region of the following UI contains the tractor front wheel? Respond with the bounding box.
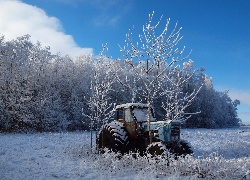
[178,140,193,156]
[146,142,169,157]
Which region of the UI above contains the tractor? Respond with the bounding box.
[97,103,193,156]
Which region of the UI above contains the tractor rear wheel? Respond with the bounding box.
[97,121,129,154]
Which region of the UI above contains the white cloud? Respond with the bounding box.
[225,89,250,123]
[0,0,93,58]
[215,85,250,106]
[41,0,133,27]
[228,89,250,106]
[93,15,121,27]
[215,86,250,124]
[56,0,132,27]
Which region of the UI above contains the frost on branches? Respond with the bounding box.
[82,45,116,131]
[118,11,203,133]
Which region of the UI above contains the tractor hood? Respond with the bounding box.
[143,120,181,142]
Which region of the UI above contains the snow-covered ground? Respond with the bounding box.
[0,128,249,179]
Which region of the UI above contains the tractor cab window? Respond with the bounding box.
[117,109,123,120]
[132,107,156,122]
[124,108,133,123]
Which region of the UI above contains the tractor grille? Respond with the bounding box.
[170,124,180,141]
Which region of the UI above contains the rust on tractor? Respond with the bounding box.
[116,106,137,138]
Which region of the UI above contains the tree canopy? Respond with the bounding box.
[0,32,240,132]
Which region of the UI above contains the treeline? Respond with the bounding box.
[0,35,240,132]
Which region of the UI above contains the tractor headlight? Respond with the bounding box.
[152,130,159,140]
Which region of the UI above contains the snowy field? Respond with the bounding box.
[0,128,250,180]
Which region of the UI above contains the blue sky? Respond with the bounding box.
[0,0,250,124]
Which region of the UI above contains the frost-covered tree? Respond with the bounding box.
[185,75,241,128]
[82,46,116,148]
[160,60,203,122]
[0,34,71,132]
[0,34,39,131]
[119,12,202,142]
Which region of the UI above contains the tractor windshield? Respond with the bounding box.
[132,108,155,122]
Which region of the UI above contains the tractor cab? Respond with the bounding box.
[116,103,155,122]
[116,103,156,139]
